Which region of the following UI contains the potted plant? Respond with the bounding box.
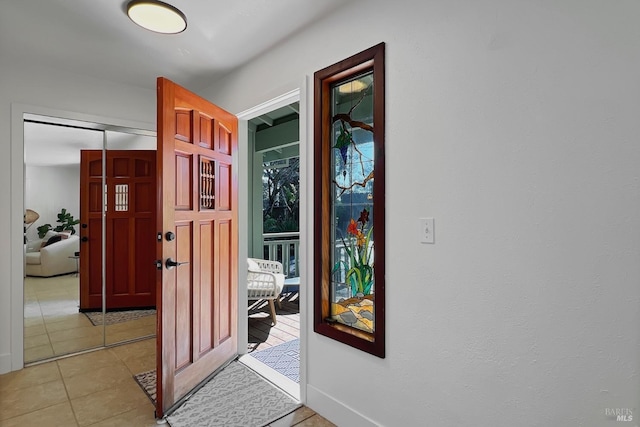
[37,208,80,238]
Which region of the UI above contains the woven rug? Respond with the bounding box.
[249,339,299,383]
[83,309,156,326]
[133,369,157,404]
[167,361,300,427]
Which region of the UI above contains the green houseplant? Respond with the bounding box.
[37,208,80,238]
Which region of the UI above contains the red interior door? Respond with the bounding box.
[156,77,238,417]
[79,150,157,311]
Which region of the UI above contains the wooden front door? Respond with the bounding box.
[79,150,157,311]
[156,77,238,417]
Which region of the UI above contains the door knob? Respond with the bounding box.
[165,258,189,269]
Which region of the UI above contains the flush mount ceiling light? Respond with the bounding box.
[127,0,187,34]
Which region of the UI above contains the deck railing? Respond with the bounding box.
[263,232,299,278]
[262,233,375,297]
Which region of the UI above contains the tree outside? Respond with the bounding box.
[263,157,300,233]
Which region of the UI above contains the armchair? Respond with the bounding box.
[247,258,285,325]
[25,232,80,277]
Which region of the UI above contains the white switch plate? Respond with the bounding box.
[419,217,434,244]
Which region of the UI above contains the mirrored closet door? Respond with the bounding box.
[23,120,105,363]
[23,116,157,364]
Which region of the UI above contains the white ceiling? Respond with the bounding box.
[0,0,350,91]
[24,121,156,166]
[8,1,320,166]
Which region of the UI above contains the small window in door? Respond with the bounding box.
[200,157,215,209]
[115,184,129,211]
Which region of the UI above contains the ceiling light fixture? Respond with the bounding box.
[127,0,187,34]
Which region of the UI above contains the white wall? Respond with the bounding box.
[25,165,81,241]
[2,1,639,424]
[202,1,640,426]
[0,59,155,372]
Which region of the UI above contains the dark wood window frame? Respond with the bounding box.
[313,43,385,358]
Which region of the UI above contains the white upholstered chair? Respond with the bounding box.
[25,231,80,277]
[247,258,285,325]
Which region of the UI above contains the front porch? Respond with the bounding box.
[247,289,300,353]
[246,109,302,354]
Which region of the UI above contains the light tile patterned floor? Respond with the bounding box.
[24,274,156,364]
[0,339,157,426]
[0,338,334,426]
[13,279,333,426]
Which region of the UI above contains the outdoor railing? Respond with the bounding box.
[263,232,299,278]
[261,232,374,299]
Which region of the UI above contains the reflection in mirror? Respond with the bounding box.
[23,121,105,363]
[23,119,158,364]
[103,130,157,345]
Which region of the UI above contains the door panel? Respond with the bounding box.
[110,217,130,294]
[218,219,232,342]
[175,152,193,209]
[174,220,193,371]
[198,113,214,149]
[198,221,214,354]
[218,163,232,210]
[156,77,238,417]
[80,150,157,311]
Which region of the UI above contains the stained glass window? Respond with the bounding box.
[329,72,375,333]
[314,43,385,358]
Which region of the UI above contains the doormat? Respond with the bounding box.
[167,361,300,427]
[133,369,157,404]
[249,339,299,383]
[83,309,156,326]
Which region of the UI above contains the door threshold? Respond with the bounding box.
[239,353,300,401]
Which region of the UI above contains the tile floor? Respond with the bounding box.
[1,339,157,426]
[17,275,333,426]
[24,274,156,363]
[1,338,335,426]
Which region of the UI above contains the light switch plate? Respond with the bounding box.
[419,217,434,244]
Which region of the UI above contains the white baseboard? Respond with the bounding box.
[0,352,12,375]
[306,384,379,427]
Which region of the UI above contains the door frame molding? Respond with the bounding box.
[235,84,307,403]
[9,102,154,372]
